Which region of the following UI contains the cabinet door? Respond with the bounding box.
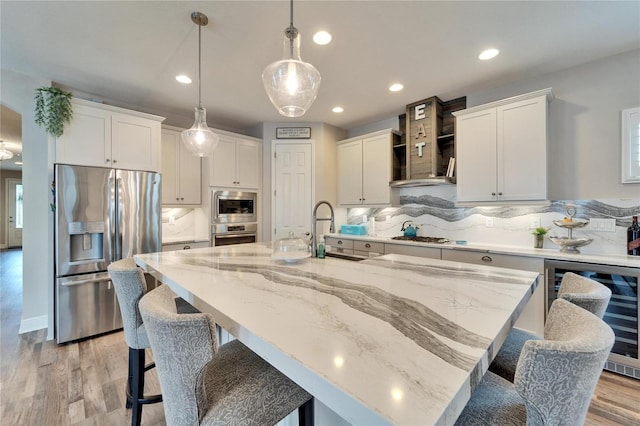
[161,130,180,203]
[497,96,547,201]
[337,140,364,205]
[178,141,202,204]
[209,135,237,187]
[384,244,441,259]
[111,113,161,172]
[456,109,497,202]
[56,103,111,168]
[362,134,391,205]
[236,139,261,189]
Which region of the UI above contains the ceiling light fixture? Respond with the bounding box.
[479,48,499,60]
[176,75,192,84]
[0,141,14,161]
[313,31,332,45]
[181,12,219,157]
[262,0,321,117]
[332,106,344,113]
[389,83,404,92]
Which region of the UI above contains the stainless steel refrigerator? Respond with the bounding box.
[54,164,161,343]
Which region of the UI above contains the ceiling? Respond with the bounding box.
[1,1,639,139]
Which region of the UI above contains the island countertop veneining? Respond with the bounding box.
[134,243,539,425]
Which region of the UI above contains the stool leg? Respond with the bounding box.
[130,348,145,426]
[126,348,133,409]
[298,398,314,426]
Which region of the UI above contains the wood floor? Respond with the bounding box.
[1,248,639,425]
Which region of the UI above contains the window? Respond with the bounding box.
[15,184,23,229]
[622,107,640,183]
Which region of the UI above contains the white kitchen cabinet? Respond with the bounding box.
[56,98,163,172]
[441,249,545,337]
[162,241,210,251]
[384,243,441,259]
[209,135,261,189]
[337,129,396,206]
[161,127,202,205]
[454,88,553,204]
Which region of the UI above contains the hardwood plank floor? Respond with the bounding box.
[1,248,639,425]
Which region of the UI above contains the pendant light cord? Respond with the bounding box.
[198,21,202,108]
[288,0,294,58]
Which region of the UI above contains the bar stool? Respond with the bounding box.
[455,298,614,425]
[139,284,314,426]
[489,272,611,382]
[108,258,162,426]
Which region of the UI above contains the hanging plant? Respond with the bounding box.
[34,86,73,138]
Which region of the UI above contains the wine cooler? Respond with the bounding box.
[545,260,640,380]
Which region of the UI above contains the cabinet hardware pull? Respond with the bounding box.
[105,158,110,162]
[338,241,343,245]
[113,159,117,163]
[365,243,371,248]
[498,192,503,196]
[176,197,179,201]
[183,245,191,250]
[481,255,493,262]
[180,197,184,201]
[491,192,496,196]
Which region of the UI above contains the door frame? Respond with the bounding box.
[270,139,315,241]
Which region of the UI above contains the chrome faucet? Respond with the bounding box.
[312,200,335,257]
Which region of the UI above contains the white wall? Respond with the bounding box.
[465,48,640,200]
[1,69,54,337]
[347,116,400,139]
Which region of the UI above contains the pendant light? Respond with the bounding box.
[262,0,321,118]
[0,141,14,161]
[181,12,219,157]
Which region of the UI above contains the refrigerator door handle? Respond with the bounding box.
[114,176,122,261]
[60,276,112,287]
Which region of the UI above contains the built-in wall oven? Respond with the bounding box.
[211,191,258,247]
[545,260,639,379]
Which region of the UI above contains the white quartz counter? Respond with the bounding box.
[135,243,539,425]
[327,234,640,268]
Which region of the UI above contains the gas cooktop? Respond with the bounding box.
[391,236,450,244]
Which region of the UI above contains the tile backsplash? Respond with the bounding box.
[346,186,639,256]
[161,208,209,242]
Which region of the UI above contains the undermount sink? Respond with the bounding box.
[391,236,450,244]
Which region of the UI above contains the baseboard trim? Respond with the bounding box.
[19,315,48,334]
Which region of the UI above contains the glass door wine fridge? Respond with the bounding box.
[545,260,639,380]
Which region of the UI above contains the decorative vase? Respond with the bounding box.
[534,235,544,249]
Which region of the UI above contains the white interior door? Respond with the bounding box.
[273,142,313,241]
[6,178,23,248]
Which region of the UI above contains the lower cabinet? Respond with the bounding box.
[325,237,354,255]
[384,243,441,260]
[162,241,210,252]
[354,240,384,257]
[441,250,545,337]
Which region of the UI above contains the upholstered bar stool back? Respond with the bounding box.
[139,284,314,426]
[455,298,614,425]
[108,258,162,426]
[490,272,611,382]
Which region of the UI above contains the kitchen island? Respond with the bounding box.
[135,243,539,425]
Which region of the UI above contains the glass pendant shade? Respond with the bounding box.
[262,29,321,118]
[181,107,219,157]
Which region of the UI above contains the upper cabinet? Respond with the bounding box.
[209,134,261,189]
[453,88,553,204]
[161,127,202,205]
[337,129,398,206]
[56,98,164,172]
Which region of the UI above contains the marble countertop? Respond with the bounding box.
[327,234,640,268]
[135,243,538,425]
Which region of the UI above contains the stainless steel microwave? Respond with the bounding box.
[211,190,257,223]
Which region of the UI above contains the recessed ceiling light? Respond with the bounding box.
[389,83,404,92]
[176,75,192,84]
[332,106,344,113]
[479,48,499,60]
[313,31,332,45]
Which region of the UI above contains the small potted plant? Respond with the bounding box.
[531,226,549,249]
